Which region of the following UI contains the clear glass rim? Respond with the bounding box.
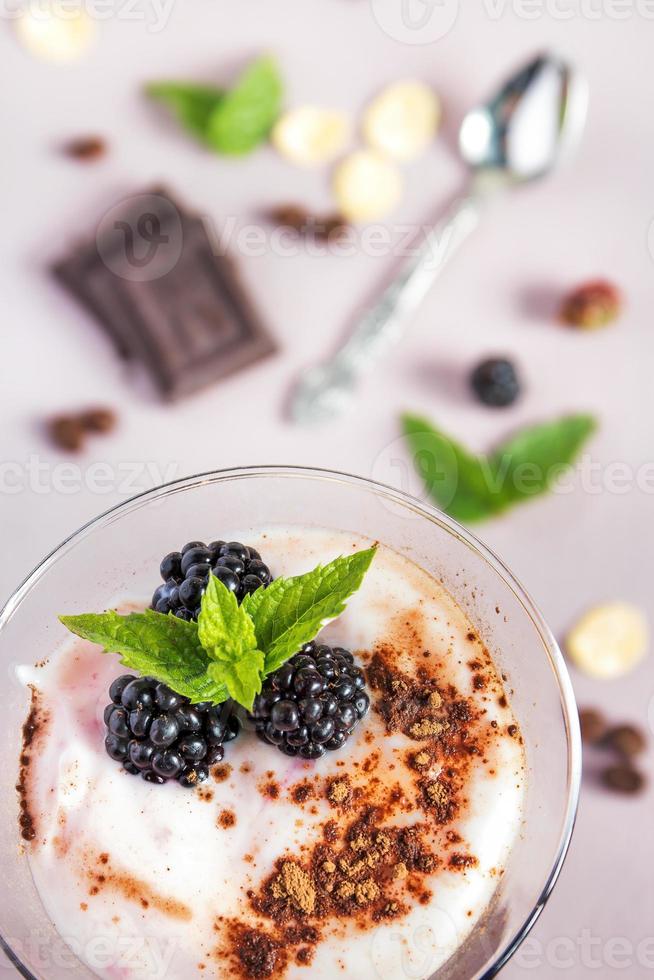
[0,464,582,980]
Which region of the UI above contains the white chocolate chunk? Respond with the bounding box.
[363,80,441,161]
[566,602,649,679]
[333,150,403,223]
[272,106,350,166]
[15,4,95,64]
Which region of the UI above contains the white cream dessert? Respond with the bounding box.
[17,527,526,979]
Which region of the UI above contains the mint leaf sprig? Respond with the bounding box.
[60,548,376,712]
[402,412,597,524]
[146,56,283,156]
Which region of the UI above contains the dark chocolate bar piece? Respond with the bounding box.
[53,189,277,399]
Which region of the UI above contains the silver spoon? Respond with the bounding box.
[291,52,588,424]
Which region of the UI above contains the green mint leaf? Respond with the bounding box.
[197,573,258,663]
[402,414,497,523]
[146,82,224,141]
[243,548,376,676]
[206,56,283,155]
[487,414,597,509]
[401,412,597,523]
[208,652,264,712]
[59,610,227,704]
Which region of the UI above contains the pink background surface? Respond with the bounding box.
[2,1,653,975]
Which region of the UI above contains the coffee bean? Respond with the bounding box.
[80,407,117,433]
[579,707,607,745]
[49,415,85,452]
[603,724,647,759]
[600,764,645,795]
[64,137,107,161]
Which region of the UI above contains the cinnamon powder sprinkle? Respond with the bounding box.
[227,924,284,979]
[220,637,514,976]
[16,686,49,843]
[270,862,316,914]
[218,809,237,829]
[251,811,438,935]
[327,776,352,807]
[290,781,314,805]
[411,751,431,770]
[448,852,479,871]
[367,651,460,744]
[409,718,446,740]
[213,764,232,783]
[87,854,192,921]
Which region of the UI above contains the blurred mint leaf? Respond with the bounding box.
[487,414,597,509]
[243,548,377,675]
[402,412,597,523]
[59,610,227,704]
[146,82,224,141]
[206,56,283,155]
[402,414,497,523]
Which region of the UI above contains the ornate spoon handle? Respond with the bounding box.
[291,192,484,424]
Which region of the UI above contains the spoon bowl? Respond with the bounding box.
[459,52,589,183]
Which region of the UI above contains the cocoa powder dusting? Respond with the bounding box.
[228,924,285,979]
[270,862,316,915]
[409,719,447,740]
[367,651,452,742]
[449,852,479,871]
[16,687,49,843]
[222,637,513,978]
[422,778,456,824]
[327,776,352,808]
[291,781,314,805]
[87,853,192,920]
[251,809,439,936]
[213,764,233,783]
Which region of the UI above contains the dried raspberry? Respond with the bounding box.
[560,280,621,329]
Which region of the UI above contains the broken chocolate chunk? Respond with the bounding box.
[54,189,277,400]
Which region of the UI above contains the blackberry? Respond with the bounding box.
[249,642,370,759]
[151,540,272,621]
[103,674,241,787]
[470,357,521,408]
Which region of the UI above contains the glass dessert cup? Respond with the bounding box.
[0,466,581,980]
